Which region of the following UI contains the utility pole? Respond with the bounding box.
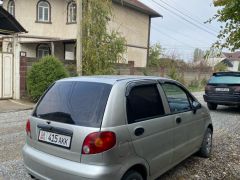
[76,0,83,75]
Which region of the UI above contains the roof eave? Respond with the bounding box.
[113,0,162,18]
[0,6,27,35]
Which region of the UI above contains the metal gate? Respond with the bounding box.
[0,52,13,99]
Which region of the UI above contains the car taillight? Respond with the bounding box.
[234,86,240,92]
[82,131,116,155]
[26,119,31,138]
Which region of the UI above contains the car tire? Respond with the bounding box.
[122,170,144,180]
[207,103,217,110]
[28,174,35,179]
[198,128,212,158]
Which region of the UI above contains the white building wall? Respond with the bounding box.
[110,3,149,67]
[228,60,240,71]
[3,0,77,39]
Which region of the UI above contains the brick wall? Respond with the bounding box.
[19,57,213,99]
[19,56,76,98]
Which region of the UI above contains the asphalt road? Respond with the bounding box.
[0,92,239,180]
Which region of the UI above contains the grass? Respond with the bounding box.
[188,86,204,92]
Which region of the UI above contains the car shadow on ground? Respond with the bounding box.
[156,154,204,180]
[213,106,240,115]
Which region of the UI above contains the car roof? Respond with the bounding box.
[58,75,171,85]
[213,71,240,76]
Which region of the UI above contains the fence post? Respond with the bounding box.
[20,55,27,98]
[128,61,134,75]
[159,67,165,77]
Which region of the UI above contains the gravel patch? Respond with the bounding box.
[0,94,239,180]
[0,110,32,180]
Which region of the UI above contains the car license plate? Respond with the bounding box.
[215,88,229,92]
[38,130,72,148]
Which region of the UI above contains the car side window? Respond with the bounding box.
[127,84,165,124]
[162,83,191,113]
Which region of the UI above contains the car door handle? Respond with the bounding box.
[134,127,145,136]
[176,117,182,124]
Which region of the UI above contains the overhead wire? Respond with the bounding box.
[151,0,217,37]
[157,0,219,34]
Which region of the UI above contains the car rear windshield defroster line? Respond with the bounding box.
[34,81,112,128]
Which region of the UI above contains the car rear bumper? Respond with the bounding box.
[22,144,122,180]
[203,94,240,105]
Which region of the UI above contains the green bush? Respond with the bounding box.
[167,66,185,84]
[189,79,200,88]
[27,56,69,102]
[201,78,208,87]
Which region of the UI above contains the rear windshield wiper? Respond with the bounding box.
[37,112,75,124]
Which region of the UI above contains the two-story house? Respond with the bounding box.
[0,0,161,99]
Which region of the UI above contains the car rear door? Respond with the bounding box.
[126,80,174,177]
[26,81,112,163]
[161,82,205,163]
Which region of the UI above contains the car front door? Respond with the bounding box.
[126,81,175,177]
[161,82,204,164]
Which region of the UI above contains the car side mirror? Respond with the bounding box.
[192,101,201,114]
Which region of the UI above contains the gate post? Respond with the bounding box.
[20,55,27,98]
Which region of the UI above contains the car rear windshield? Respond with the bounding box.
[33,81,112,127]
[208,75,240,84]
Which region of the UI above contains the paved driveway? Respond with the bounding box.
[0,93,239,180]
[0,100,33,113]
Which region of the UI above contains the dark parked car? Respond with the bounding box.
[203,72,240,110]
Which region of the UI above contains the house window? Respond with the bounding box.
[37,44,50,58]
[7,0,15,16]
[67,1,77,23]
[0,42,3,53]
[7,43,13,53]
[64,43,76,60]
[37,1,51,22]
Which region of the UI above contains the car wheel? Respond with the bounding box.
[122,170,144,180]
[207,103,217,110]
[198,128,212,158]
[28,174,35,179]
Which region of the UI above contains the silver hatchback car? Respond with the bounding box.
[23,76,213,180]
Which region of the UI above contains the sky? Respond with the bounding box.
[140,0,222,61]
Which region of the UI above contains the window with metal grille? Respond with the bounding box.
[37,44,50,58]
[37,1,50,22]
[67,1,77,23]
[7,0,15,16]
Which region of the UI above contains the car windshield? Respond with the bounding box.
[34,81,112,127]
[208,75,240,84]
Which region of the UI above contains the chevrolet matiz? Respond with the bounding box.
[23,76,213,180]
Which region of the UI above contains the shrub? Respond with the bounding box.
[167,66,185,84]
[188,79,200,89]
[201,78,208,87]
[214,62,228,72]
[27,56,69,102]
[65,64,78,77]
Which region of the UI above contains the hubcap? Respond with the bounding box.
[206,132,212,153]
